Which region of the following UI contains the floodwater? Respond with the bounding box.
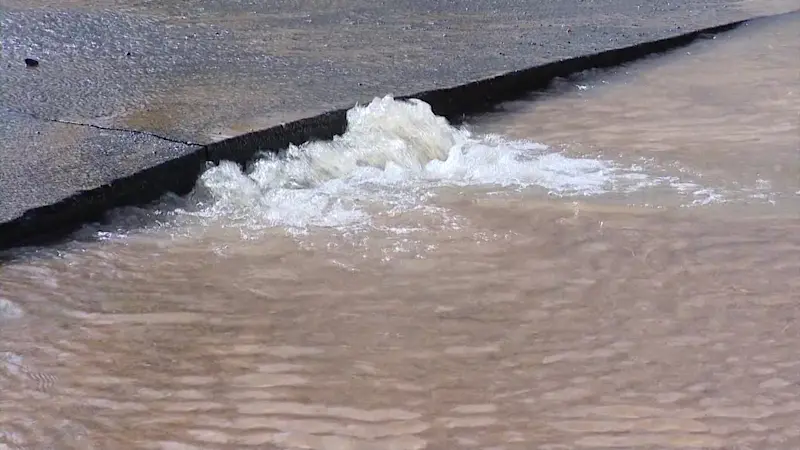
[1,13,799,450]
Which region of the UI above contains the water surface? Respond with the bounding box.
[1,13,799,450]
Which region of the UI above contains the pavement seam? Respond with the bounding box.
[8,108,203,147]
[48,119,204,147]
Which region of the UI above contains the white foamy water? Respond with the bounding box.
[190,96,716,234]
[0,298,23,320]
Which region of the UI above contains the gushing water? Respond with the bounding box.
[188,95,726,236]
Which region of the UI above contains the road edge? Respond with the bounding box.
[0,11,792,252]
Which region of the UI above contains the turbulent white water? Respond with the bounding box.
[189,96,720,234]
[0,298,23,320]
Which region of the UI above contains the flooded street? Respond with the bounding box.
[1,13,799,450]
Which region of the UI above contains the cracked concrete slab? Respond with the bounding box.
[0,0,796,234]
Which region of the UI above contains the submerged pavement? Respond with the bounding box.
[0,0,796,226]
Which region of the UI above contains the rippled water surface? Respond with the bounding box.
[2,13,799,450]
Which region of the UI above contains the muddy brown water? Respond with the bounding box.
[2,14,799,450]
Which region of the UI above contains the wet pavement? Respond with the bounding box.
[0,0,796,227]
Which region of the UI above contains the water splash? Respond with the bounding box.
[189,96,659,233]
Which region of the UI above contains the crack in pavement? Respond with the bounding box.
[6,108,204,147]
[48,118,205,147]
